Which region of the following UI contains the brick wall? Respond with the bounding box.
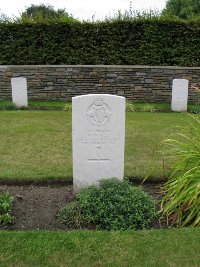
[0,65,199,102]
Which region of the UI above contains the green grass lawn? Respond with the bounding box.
[0,110,195,181]
[0,229,200,266]
[0,109,199,267]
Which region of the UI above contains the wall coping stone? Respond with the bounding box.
[0,65,200,70]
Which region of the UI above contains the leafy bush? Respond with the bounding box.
[0,20,200,66]
[161,114,200,227]
[126,102,136,112]
[189,86,200,114]
[0,193,14,225]
[189,105,200,114]
[142,104,155,112]
[125,102,167,112]
[63,103,72,111]
[59,178,155,230]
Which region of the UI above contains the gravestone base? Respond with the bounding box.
[171,99,187,112]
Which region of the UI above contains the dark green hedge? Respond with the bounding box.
[0,20,200,66]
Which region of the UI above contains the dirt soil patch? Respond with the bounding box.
[0,183,166,230]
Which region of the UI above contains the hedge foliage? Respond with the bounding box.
[0,20,200,66]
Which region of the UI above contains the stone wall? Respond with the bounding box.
[0,65,199,102]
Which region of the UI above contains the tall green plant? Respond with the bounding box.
[161,114,200,227]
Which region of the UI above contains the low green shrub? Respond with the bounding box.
[189,86,200,114]
[63,103,72,111]
[0,193,14,225]
[142,104,155,112]
[0,101,29,110]
[0,101,16,110]
[59,178,155,230]
[125,102,168,112]
[161,114,200,227]
[189,105,200,114]
[126,102,136,112]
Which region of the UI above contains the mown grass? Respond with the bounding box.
[0,111,72,180]
[0,229,200,267]
[0,111,194,181]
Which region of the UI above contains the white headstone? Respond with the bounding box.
[171,79,189,112]
[72,94,125,192]
[11,77,28,108]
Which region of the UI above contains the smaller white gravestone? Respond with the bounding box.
[72,94,125,192]
[171,79,189,112]
[11,77,28,108]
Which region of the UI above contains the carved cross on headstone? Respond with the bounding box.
[88,146,110,162]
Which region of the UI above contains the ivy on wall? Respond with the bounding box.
[0,20,200,66]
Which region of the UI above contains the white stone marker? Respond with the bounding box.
[11,77,28,108]
[72,94,125,191]
[171,79,189,112]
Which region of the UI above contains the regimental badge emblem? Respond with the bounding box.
[86,98,112,125]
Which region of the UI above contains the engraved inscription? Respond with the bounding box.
[86,98,111,125]
[79,128,117,145]
[88,146,110,162]
[88,159,110,162]
[79,135,117,145]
